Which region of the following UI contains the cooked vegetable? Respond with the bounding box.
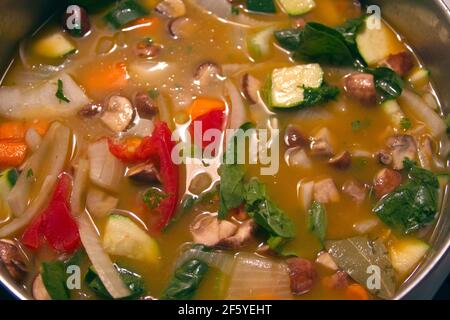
[85,265,145,299]
[103,214,161,264]
[247,27,276,61]
[356,17,400,66]
[41,261,70,300]
[109,122,179,231]
[161,259,208,300]
[286,257,317,295]
[100,95,134,132]
[0,123,70,237]
[226,253,292,299]
[55,79,70,103]
[22,173,81,253]
[70,159,89,216]
[268,64,338,108]
[278,0,315,16]
[78,212,131,299]
[382,51,414,77]
[78,62,129,97]
[307,201,327,245]
[104,0,148,29]
[33,32,76,59]
[381,100,405,128]
[373,159,439,234]
[326,236,396,299]
[0,141,27,167]
[32,274,51,300]
[86,187,118,218]
[88,139,125,192]
[246,0,276,13]
[367,67,404,103]
[388,238,429,278]
[344,72,376,104]
[244,178,295,239]
[408,68,430,88]
[0,74,90,119]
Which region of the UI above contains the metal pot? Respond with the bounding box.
[0,0,449,300]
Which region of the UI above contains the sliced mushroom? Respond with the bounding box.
[135,40,161,59]
[33,274,51,300]
[100,95,135,132]
[155,0,186,18]
[373,168,402,198]
[127,162,160,184]
[188,172,212,195]
[314,178,340,203]
[382,51,414,77]
[217,219,256,249]
[134,91,158,118]
[286,258,317,296]
[194,62,222,87]
[375,150,393,166]
[310,128,334,157]
[287,147,312,169]
[343,72,377,104]
[190,215,237,247]
[241,73,260,104]
[342,179,366,203]
[168,17,194,38]
[0,239,28,281]
[386,134,417,170]
[328,151,351,169]
[78,102,103,117]
[315,251,338,271]
[284,125,310,148]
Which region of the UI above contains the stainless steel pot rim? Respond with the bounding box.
[1,0,450,300]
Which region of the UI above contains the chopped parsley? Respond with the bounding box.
[351,119,371,132]
[400,117,412,130]
[231,6,240,15]
[55,79,70,103]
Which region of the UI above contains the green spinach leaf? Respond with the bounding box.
[41,261,70,300]
[373,159,439,233]
[246,0,276,13]
[274,29,302,51]
[243,179,295,239]
[366,67,404,102]
[302,83,340,107]
[307,201,327,245]
[292,22,356,66]
[85,265,146,299]
[161,259,208,300]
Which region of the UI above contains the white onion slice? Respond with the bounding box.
[86,187,118,219]
[78,212,131,299]
[24,128,42,152]
[87,139,124,192]
[225,80,247,130]
[226,253,292,300]
[188,0,269,27]
[399,90,446,138]
[70,159,90,216]
[8,122,69,217]
[0,175,56,237]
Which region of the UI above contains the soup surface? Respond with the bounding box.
[0,0,448,300]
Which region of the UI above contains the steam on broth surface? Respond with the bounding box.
[0,0,447,300]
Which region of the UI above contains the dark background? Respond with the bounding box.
[1,276,449,300]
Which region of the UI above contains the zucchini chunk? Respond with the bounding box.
[33,33,76,59]
[278,0,315,16]
[269,63,324,108]
[247,27,276,61]
[102,214,161,265]
[381,99,405,128]
[389,238,429,277]
[356,17,402,66]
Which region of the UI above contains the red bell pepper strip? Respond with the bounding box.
[22,173,80,253]
[189,109,225,149]
[108,121,179,231]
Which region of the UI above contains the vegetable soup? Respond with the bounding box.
[0,0,448,300]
